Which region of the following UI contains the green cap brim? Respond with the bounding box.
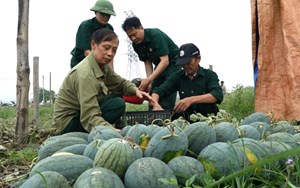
[90,7,116,16]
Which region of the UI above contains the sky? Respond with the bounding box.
[0,0,253,101]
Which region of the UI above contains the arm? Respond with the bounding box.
[150,93,164,111]
[76,72,116,132]
[135,89,154,104]
[173,92,218,113]
[173,69,222,113]
[139,55,169,91]
[76,23,93,55]
[150,71,179,110]
[138,60,153,91]
[144,60,153,77]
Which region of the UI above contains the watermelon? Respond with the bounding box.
[293,133,300,142]
[30,155,93,181]
[88,125,111,142]
[198,142,250,179]
[147,124,163,138]
[73,167,124,188]
[249,121,272,139]
[38,137,88,159]
[20,171,71,188]
[83,139,105,160]
[241,112,271,125]
[124,157,177,188]
[265,132,298,148]
[120,125,132,137]
[144,125,188,163]
[93,138,140,179]
[213,122,239,142]
[60,131,89,141]
[271,121,296,134]
[125,124,151,153]
[262,140,294,167]
[167,156,205,186]
[182,122,216,157]
[238,124,261,140]
[56,144,87,155]
[233,138,271,165]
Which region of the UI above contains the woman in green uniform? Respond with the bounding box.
[54,28,153,134]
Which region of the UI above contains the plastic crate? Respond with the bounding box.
[115,110,172,128]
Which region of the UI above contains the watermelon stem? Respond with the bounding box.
[151,118,171,126]
[190,111,237,126]
[161,125,179,139]
[162,133,178,140]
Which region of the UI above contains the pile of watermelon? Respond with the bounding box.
[19,112,300,188]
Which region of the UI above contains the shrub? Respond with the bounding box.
[218,84,255,122]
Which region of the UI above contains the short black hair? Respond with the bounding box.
[121,16,142,31]
[91,28,118,44]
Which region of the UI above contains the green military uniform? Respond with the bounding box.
[54,53,137,134]
[70,17,114,68]
[152,65,223,119]
[132,28,181,110]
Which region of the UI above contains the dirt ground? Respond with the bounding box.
[0,125,52,188]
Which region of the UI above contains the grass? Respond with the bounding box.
[0,106,16,119]
[2,145,38,166]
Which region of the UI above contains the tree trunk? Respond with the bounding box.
[15,0,30,144]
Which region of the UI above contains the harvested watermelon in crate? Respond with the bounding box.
[115,110,172,128]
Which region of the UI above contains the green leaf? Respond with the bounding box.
[158,177,178,186]
[202,172,216,185]
[185,174,197,186]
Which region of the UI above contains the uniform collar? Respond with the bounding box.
[92,17,108,30]
[197,66,205,77]
[142,29,151,43]
[87,53,108,78]
[183,65,205,78]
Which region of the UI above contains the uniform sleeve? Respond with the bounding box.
[76,73,113,132]
[76,23,92,50]
[152,72,178,97]
[151,30,169,57]
[206,70,223,103]
[105,67,137,95]
[106,24,114,31]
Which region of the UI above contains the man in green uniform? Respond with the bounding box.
[54,28,153,134]
[121,16,181,110]
[70,0,115,69]
[150,43,223,121]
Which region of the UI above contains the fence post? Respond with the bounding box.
[33,56,40,126]
[49,72,52,104]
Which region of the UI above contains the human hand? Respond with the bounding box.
[173,97,192,113]
[152,103,164,111]
[138,78,151,91]
[136,90,154,104]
